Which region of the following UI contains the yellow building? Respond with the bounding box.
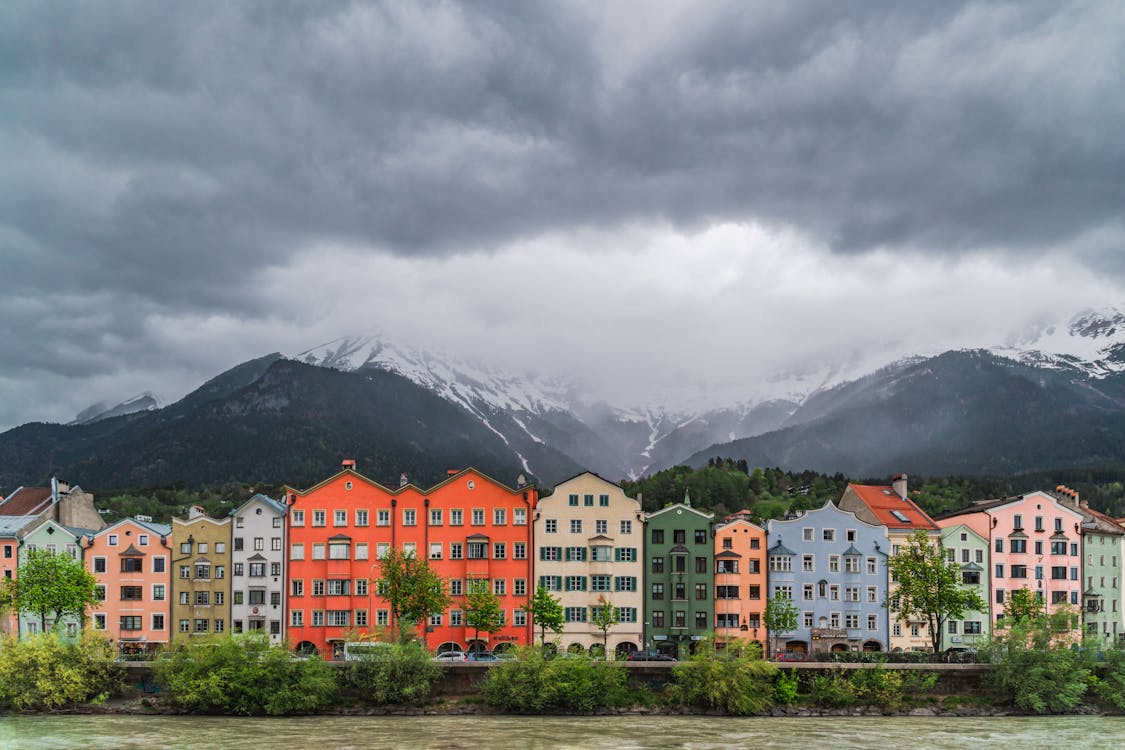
[171,506,232,639]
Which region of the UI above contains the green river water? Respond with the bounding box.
[1,715,1124,750]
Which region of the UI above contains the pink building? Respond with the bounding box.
[937,491,1084,632]
[85,518,173,657]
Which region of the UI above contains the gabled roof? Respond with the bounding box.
[715,550,742,559]
[939,490,1087,522]
[232,493,287,517]
[119,544,145,557]
[91,517,171,540]
[769,539,795,556]
[0,487,53,516]
[845,483,939,531]
[646,502,714,521]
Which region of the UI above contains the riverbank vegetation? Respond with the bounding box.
[0,632,122,711]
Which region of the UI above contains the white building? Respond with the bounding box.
[230,494,287,644]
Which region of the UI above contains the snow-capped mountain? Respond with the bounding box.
[70,392,162,425]
[290,306,1125,482]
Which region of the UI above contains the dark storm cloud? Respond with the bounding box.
[0,0,1122,428]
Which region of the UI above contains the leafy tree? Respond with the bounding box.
[590,595,619,658]
[0,631,123,711]
[763,592,798,659]
[1003,587,1045,627]
[465,578,504,650]
[668,647,778,714]
[523,585,564,646]
[4,548,99,632]
[374,548,450,643]
[981,616,1090,713]
[884,529,987,656]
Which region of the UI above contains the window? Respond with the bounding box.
[312,544,325,561]
[614,547,636,562]
[121,586,143,601]
[377,509,391,526]
[652,529,664,545]
[450,609,463,626]
[514,609,527,627]
[152,613,165,631]
[333,510,347,527]
[195,563,211,579]
[963,621,982,635]
[108,535,119,547]
[995,538,1003,553]
[651,583,665,600]
[867,557,877,574]
[514,508,527,525]
[327,610,350,627]
[514,542,527,559]
[291,510,305,526]
[120,616,142,631]
[652,611,665,628]
[1011,565,1027,579]
[803,528,814,541]
[566,546,587,562]
[694,530,707,544]
[450,509,464,526]
[822,529,835,542]
[620,520,632,534]
[673,530,686,545]
[570,519,582,534]
[584,494,595,507]
[599,494,610,507]
[595,519,608,535]
[355,510,369,527]
[194,619,210,633]
[313,510,326,527]
[430,509,443,526]
[493,579,506,596]
[326,579,349,596]
[471,509,485,525]
[403,509,416,526]
[539,575,561,591]
[180,542,191,554]
[514,578,527,596]
[179,565,190,579]
[194,591,210,606]
[93,556,107,574]
[845,555,860,573]
[95,585,107,601]
[616,576,638,592]
[568,494,579,506]
[565,607,587,622]
[802,583,814,600]
[450,579,463,596]
[312,579,325,596]
[716,559,739,574]
[674,611,687,629]
[450,543,463,560]
[291,579,304,596]
[802,554,815,572]
[467,542,487,559]
[565,576,587,591]
[355,543,367,561]
[651,557,664,573]
[769,555,792,572]
[1013,514,1023,530]
[1051,540,1067,555]
[121,557,143,573]
[273,517,282,528]
[1010,539,1027,554]
[430,542,443,560]
[545,519,557,534]
[1051,566,1067,580]
[493,542,506,559]
[494,508,507,525]
[376,610,389,626]
[718,585,741,600]
[179,619,190,633]
[234,537,245,552]
[962,571,981,585]
[868,614,878,630]
[845,614,859,629]
[249,562,266,577]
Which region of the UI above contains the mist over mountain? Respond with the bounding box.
[3,308,1124,493]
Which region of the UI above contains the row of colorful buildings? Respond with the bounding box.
[2,465,1123,658]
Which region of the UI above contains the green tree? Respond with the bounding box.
[763,592,798,659]
[884,529,987,657]
[523,585,564,646]
[4,548,98,632]
[374,548,450,643]
[1004,588,1045,627]
[590,595,619,658]
[465,578,504,651]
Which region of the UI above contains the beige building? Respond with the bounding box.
[171,506,232,640]
[533,473,645,657]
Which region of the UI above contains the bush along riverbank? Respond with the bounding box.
[2,633,1125,717]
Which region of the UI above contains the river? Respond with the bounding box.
[1,714,1124,749]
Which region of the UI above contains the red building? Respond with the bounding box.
[285,461,537,658]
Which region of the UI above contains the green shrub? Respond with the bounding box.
[1091,646,1125,711]
[981,623,1090,714]
[482,647,630,712]
[668,650,777,715]
[807,669,856,708]
[775,668,799,705]
[0,631,123,711]
[340,642,441,705]
[154,635,337,715]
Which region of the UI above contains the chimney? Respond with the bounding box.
[892,473,908,500]
[341,459,356,471]
[447,469,458,476]
[399,473,408,488]
[187,505,206,520]
[51,476,59,504]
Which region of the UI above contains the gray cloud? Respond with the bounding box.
[1,0,1123,430]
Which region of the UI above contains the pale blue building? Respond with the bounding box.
[766,501,890,655]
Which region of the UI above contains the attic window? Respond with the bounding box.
[890,510,910,523]
[882,490,892,495]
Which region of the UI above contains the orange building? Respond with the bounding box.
[285,462,537,658]
[713,517,767,649]
[85,518,172,657]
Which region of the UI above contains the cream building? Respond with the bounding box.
[533,472,645,657]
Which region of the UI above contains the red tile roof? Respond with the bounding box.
[0,487,53,516]
[846,483,939,531]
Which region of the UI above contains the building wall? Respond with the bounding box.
[766,502,889,655]
[987,492,1084,634]
[286,467,536,659]
[170,513,233,640]
[533,473,645,655]
[713,519,767,648]
[887,528,940,651]
[230,495,287,645]
[86,519,171,654]
[1082,530,1123,645]
[940,523,991,650]
[17,520,85,638]
[644,503,714,658]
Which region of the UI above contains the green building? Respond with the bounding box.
[17,518,92,640]
[644,495,714,658]
[939,523,991,651]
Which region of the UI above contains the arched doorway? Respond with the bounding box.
[492,642,516,657]
[863,640,882,652]
[295,641,318,657]
[567,642,586,655]
[588,643,606,659]
[784,640,808,654]
[615,641,639,659]
[655,641,678,658]
[436,641,463,654]
[466,639,489,655]
[830,643,849,653]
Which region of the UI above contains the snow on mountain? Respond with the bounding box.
[991,308,1125,377]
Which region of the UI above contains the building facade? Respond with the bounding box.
[1055,486,1125,645]
[766,502,890,655]
[937,490,1085,637]
[86,518,172,656]
[171,507,233,641]
[938,522,991,651]
[713,517,767,650]
[532,472,645,657]
[17,518,89,639]
[230,494,287,644]
[644,498,714,658]
[0,515,38,636]
[285,462,538,658]
[838,474,941,651]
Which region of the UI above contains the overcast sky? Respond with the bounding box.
[1,0,1123,430]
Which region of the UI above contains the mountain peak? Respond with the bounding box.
[70,392,161,425]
